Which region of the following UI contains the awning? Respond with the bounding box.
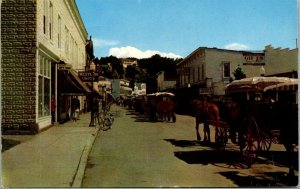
[58,70,91,96]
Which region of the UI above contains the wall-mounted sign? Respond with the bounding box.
[78,71,100,82]
[199,88,212,95]
[58,64,72,70]
[243,53,265,66]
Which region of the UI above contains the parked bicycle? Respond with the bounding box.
[93,104,115,131]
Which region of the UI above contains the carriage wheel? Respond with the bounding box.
[215,127,228,148]
[259,132,272,151]
[239,115,260,165]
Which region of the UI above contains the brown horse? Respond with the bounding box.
[191,99,220,142]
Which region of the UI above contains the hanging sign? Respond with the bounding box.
[78,71,100,82]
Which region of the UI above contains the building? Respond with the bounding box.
[264,45,298,78]
[132,83,147,96]
[156,71,177,91]
[1,0,89,133]
[111,79,132,99]
[121,58,138,69]
[177,47,265,96]
[176,46,298,96]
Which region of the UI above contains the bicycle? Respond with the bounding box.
[94,106,115,131]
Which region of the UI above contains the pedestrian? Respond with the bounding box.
[71,97,80,122]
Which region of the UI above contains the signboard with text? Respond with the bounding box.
[78,71,100,82]
[58,64,72,70]
[243,53,265,66]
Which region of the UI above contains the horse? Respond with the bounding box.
[191,99,220,142]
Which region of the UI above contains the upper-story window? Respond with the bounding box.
[65,26,69,55]
[43,0,47,34]
[49,2,53,40]
[223,62,230,78]
[58,15,61,48]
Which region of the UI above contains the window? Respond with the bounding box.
[43,0,47,34]
[192,68,195,82]
[38,55,51,118]
[65,26,69,55]
[201,64,205,80]
[58,15,61,48]
[49,2,53,39]
[223,62,230,78]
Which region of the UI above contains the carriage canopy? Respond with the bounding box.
[225,77,298,94]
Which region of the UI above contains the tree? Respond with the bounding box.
[95,56,124,79]
[232,66,246,80]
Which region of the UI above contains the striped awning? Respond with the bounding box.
[225,77,298,94]
[264,79,298,92]
[58,70,91,96]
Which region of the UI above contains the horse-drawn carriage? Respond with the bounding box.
[147,92,176,122]
[193,76,298,174]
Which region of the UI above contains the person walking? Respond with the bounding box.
[71,97,80,122]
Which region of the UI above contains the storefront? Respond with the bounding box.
[56,63,90,123]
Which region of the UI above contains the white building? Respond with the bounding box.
[177,46,298,96]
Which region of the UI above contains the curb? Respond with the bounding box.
[71,126,100,187]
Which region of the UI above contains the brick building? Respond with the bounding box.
[1,0,89,133]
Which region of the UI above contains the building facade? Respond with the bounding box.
[177,46,298,96]
[156,71,177,91]
[264,45,298,77]
[177,47,264,96]
[110,79,132,99]
[1,0,89,133]
[121,58,138,69]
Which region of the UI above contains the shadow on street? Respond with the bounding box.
[219,171,298,187]
[164,138,299,187]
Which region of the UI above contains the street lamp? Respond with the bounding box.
[89,62,96,127]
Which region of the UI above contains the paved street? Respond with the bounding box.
[82,105,298,187]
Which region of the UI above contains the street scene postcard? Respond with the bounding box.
[1,0,299,187]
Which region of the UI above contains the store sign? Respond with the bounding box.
[78,71,99,82]
[243,53,265,65]
[199,88,212,95]
[58,64,72,70]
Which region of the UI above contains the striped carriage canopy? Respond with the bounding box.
[225,77,298,94]
[148,92,175,96]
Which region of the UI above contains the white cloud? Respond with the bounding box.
[108,46,182,59]
[93,38,119,47]
[224,43,249,50]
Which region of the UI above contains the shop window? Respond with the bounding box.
[38,55,51,118]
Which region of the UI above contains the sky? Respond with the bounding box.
[76,0,298,59]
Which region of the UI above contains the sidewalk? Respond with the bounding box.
[2,112,100,188]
